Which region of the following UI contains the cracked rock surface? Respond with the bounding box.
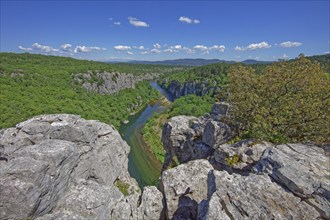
[0,114,139,219]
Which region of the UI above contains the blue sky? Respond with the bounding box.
[1,1,329,61]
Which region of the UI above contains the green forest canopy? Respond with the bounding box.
[0,53,181,128]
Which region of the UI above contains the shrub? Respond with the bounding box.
[223,56,330,143]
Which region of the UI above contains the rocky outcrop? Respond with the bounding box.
[160,103,329,219]
[161,80,220,99]
[0,114,161,220]
[159,157,327,219]
[205,169,321,220]
[253,143,330,218]
[161,102,234,171]
[74,71,159,94]
[161,116,215,171]
[160,160,214,219]
[2,112,329,220]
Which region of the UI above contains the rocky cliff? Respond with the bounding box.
[74,71,159,94]
[1,111,329,220]
[0,114,163,220]
[161,80,220,99]
[160,103,330,219]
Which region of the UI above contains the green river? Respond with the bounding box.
[119,81,174,189]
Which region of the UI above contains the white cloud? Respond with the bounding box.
[74,46,106,53]
[128,17,149,27]
[127,51,133,55]
[193,45,208,51]
[164,49,176,53]
[170,45,183,50]
[282,53,288,59]
[234,46,245,51]
[32,43,59,53]
[18,43,105,55]
[141,51,149,55]
[113,22,121,25]
[60,43,72,52]
[234,42,271,51]
[210,45,225,52]
[246,42,271,50]
[18,46,32,51]
[114,45,131,51]
[279,41,302,48]
[179,16,200,24]
[150,49,161,53]
[138,46,145,50]
[153,43,161,49]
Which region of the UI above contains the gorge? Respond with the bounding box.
[0,53,329,220]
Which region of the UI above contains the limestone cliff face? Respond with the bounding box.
[0,114,162,220]
[161,79,220,98]
[74,71,159,94]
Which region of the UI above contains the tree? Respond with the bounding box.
[224,57,330,143]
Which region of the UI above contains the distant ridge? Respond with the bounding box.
[126,58,272,66]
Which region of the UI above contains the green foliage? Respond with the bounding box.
[142,94,213,163]
[142,112,166,163]
[115,180,130,196]
[0,53,181,129]
[160,62,232,87]
[305,54,330,73]
[169,94,214,117]
[225,154,240,166]
[223,57,330,143]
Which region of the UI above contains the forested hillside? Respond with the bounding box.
[0,53,180,128]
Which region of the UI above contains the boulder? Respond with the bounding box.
[160,160,214,219]
[110,186,164,220]
[253,143,330,218]
[214,139,271,171]
[204,170,321,220]
[202,121,233,148]
[0,114,138,219]
[161,116,214,170]
[137,186,164,220]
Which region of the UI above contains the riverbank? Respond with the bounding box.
[119,81,174,188]
[142,108,169,163]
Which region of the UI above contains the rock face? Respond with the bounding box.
[0,114,159,220]
[160,160,214,219]
[162,80,220,99]
[205,170,321,220]
[161,104,234,171]
[160,103,329,219]
[161,116,215,171]
[253,143,330,218]
[1,113,329,220]
[74,71,158,94]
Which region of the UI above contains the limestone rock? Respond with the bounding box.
[163,80,220,99]
[110,186,164,220]
[74,71,159,95]
[0,114,138,220]
[253,143,330,218]
[202,121,233,148]
[137,186,164,220]
[161,116,214,170]
[160,159,213,219]
[204,170,320,220]
[214,139,271,171]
